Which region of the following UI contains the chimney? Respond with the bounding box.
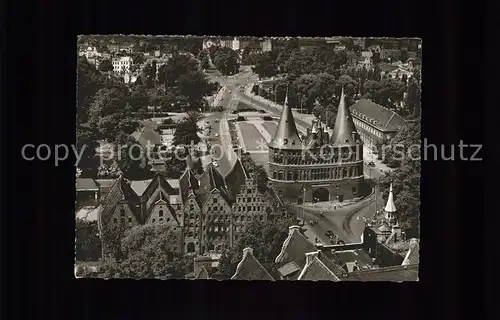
[305,251,319,265]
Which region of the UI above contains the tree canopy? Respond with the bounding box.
[92,224,193,279]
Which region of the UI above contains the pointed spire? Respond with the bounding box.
[331,86,359,145]
[385,183,397,217]
[268,88,302,150]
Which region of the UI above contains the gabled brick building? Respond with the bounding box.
[98,156,285,257]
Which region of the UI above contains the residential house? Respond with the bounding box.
[112,56,134,73]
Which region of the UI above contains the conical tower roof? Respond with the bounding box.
[331,87,359,145]
[385,183,397,213]
[268,92,303,150]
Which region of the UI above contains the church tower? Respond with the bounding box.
[384,182,397,221]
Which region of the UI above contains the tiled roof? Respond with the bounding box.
[99,176,141,225]
[224,158,249,200]
[275,226,317,269]
[196,163,229,204]
[341,264,419,282]
[231,248,275,281]
[277,261,301,278]
[350,99,407,132]
[298,252,341,282]
[76,178,99,191]
[167,179,180,190]
[402,239,420,266]
[130,179,153,196]
[331,87,359,145]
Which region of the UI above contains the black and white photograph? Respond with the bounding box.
[74,35,421,281]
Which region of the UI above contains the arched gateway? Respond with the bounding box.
[312,188,329,202]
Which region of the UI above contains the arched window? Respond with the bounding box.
[278,171,283,180]
[287,171,293,181]
[159,210,164,217]
[273,171,277,179]
[120,209,125,217]
[294,172,299,180]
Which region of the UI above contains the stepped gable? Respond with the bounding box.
[231,248,275,281]
[297,251,342,281]
[99,176,141,225]
[224,158,249,199]
[331,87,359,145]
[196,163,229,204]
[268,93,303,150]
[275,226,317,274]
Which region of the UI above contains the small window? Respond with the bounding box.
[159,210,164,217]
[120,209,125,217]
[113,218,118,224]
[159,218,164,222]
[220,206,223,211]
[247,206,251,211]
[247,189,252,194]
[213,198,218,203]
[190,204,194,210]
[167,218,170,222]
[247,197,251,202]
[352,187,357,194]
[152,218,156,223]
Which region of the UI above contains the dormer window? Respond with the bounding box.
[291,140,295,145]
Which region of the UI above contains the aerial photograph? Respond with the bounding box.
[75,35,421,281]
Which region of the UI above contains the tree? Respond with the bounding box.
[217,214,294,279]
[379,121,420,238]
[76,219,102,261]
[116,142,154,180]
[254,165,269,194]
[252,52,278,78]
[76,124,99,178]
[172,112,202,146]
[92,224,194,279]
[177,71,218,110]
[99,59,113,73]
[212,47,240,75]
[158,53,199,88]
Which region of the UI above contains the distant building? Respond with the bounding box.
[261,39,272,52]
[350,99,408,148]
[202,38,218,50]
[112,56,133,73]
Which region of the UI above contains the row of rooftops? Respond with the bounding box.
[193,225,419,281]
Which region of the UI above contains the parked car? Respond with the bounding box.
[368,161,375,167]
[261,116,273,121]
[258,110,266,113]
[236,116,246,121]
[325,230,334,238]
